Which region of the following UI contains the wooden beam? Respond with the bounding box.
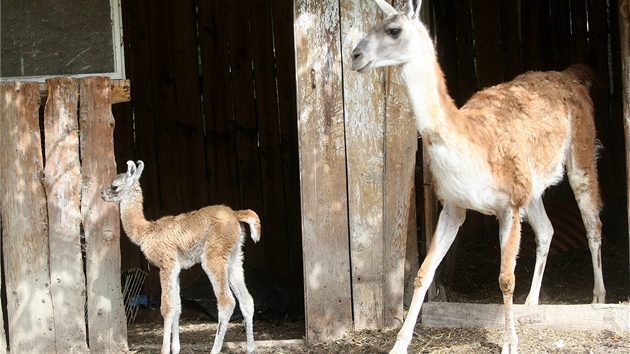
[620,0,630,291]
[295,0,353,343]
[422,302,630,332]
[39,79,130,104]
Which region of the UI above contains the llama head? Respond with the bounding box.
[351,0,433,73]
[101,160,145,203]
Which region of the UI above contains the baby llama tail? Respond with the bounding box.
[236,209,261,243]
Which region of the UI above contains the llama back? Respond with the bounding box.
[236,209,261,243]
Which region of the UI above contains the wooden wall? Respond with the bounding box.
[113,0,303,296]
[111,0,627,343]
[421,0,628,257]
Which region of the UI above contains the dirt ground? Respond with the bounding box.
[128,240,629,353]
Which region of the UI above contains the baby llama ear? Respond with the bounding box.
[126,160,136,177]
[133,160,145,181]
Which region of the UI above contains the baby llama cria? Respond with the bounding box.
[351,1,605,353]
[101,160,260,354]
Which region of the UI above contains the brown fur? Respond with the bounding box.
[102,160,259,354]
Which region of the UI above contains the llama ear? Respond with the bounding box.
[133,160,145,181]
[375,0,397,17]
[406,0,422,20]
[126,160,136,177]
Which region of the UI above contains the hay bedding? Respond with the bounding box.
[128,241,628,353]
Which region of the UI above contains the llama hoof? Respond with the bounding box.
[501,342,518,354]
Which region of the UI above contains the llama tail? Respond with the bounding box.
[236,209,261,243]
[563,63,598,89]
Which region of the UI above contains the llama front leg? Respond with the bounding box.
[523,198,553,305]
[390,204,466,354]
[498,207,522,354]
[159,266,182,354]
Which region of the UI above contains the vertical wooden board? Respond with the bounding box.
[341,0,386,330]
[0,183,6,353]
[0,82,56,352]
[383,0,419,323]
[250,0,293,276]
[227,0,268,269]
[498,0,523,79]
[295,0,353,342]
[198,0,240,207]
[549,0,572,69]
[42,77,89,352]
[169,0,209,213]
[382,75,418,328]
[147,0,183,217]
[79,77,128,353]
[588,0,614,203]
[272,0,305,281]
[570,0,589,63]
[471,0,503,88]
[434,0,462,104]
[620,0,630,271]
[454,0,478,103]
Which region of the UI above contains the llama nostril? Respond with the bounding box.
[351,51,362,61]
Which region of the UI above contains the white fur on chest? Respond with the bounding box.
[426,139,510,215]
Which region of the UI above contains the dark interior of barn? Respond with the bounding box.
[111,0,628,342]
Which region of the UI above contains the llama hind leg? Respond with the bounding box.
[498,207,521,354]
[523,198,554,305]
[390,204,466,354]
[203,265,236,354]
[567,162,605,303]
[227,254,256,353]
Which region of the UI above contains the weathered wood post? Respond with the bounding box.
[295,0,417,342]
[43,77,89,352]
[0,82,57,353]
[79,77,128,352]
[620,0,630,285]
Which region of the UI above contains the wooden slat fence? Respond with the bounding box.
[115,0,303,296]
[0,78,127,353]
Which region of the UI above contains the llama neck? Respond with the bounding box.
[119,184,151,245]
[398,43,460,138]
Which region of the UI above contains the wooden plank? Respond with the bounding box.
[0,178,6,353]
[42,77,89,352]
[383,62,418,327]
[454,0,477,103]
[620,0,630,285]
[169,0,209,215]
[422,302,630,332]
[434,0,462,103]
[550,0,572,69]
[0,82,57,352]
[570,0,589,63]
[121,0,163,293]
[147,0,183,218]
[341,0,386,331]
[250,0,292,276]
[198,0,240,208]
[79,77,128,352]
[295,0,353,343]
[471,0,503,88]
[227,0,268,270]
[498,0,523,79]
[39,80,130,105]
[272,0,305,281]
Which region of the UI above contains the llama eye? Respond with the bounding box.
[112,185,119,192]
[387,28,401,37]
